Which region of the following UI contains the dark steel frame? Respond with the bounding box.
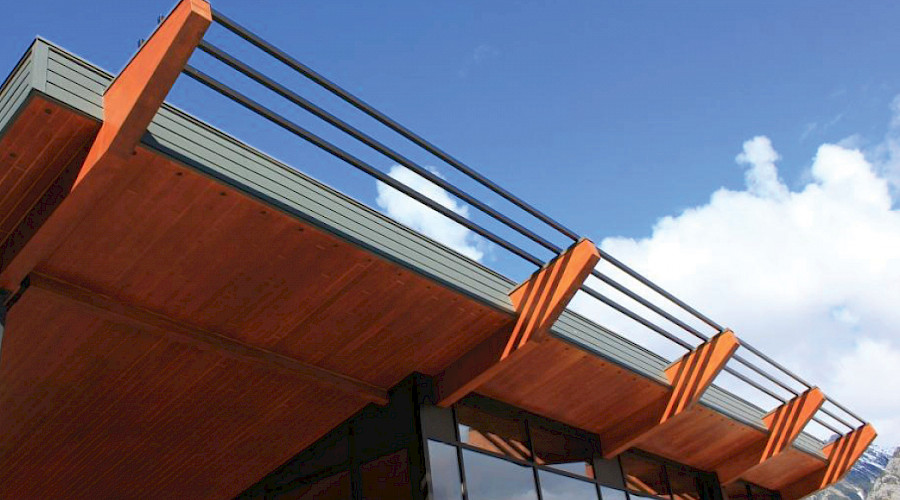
[419,394,728,500]
[177,8,867,438]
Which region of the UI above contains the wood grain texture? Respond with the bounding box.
[602,330,740,458]
[780,424,877,500]
[434,239,598,406]
[0,97,100,281]
[29,272,388,404]
[478,337,670,443]
[37,146,511,389]
[714,387,825,484]
[0,0,209,290]
[88,0,210,163]
[0,97,512,496]
[741,448,828,492]
[0,287,370,499]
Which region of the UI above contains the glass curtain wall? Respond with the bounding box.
[236,376,429,500]
[421,395,629,500]
[420,395,771,500]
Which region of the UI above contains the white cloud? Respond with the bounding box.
[736,136,788,199]
[569,112,900,445]
[871,95,900,192]
[375,165,486,261]
[832,339,900,443]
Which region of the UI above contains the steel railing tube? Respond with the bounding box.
[590,269,709,342]
[194,9,870,433]
[182,65,545,268]
[598,251,724,332]
[196,41,564,258]
[820,406,859,430]
[824,400,868,427]
[578,285,695,351]
[209,10,583,242]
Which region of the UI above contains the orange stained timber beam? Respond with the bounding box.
[602,330,740,458]
[714,387,826,484]
[434,239,600,407]
[780,423,877,500]
[0,0,211,290]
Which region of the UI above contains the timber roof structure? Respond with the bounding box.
[0,1,876,498]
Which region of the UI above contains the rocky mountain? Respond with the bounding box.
[807,445,897,500]
[868,447,900,500]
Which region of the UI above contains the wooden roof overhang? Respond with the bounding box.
[0,2,875,498]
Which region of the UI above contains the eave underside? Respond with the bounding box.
[0,38,844,498]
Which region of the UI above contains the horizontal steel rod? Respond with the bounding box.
[820,406,859,430]
[596,250,837,416]
[577,285,858,433]
[720,365,787,404]
[201,8,870,431]
[182,65,545,268]
[210,10,582,243]
[811,415,845,436]
[738,339,813,389]
[598,251,723,332]
[196,41,563,258]
[588,272,809,400]
[732,353,800,397]
[824,398,868,426]
[578,285,695,351]
[590,269,709,342]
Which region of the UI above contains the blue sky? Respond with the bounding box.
[5,2,900,444]
[5,1,899,242]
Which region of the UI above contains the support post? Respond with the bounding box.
[602,330,740,458]
[434,239,600,407]
[715,387,826,484]
[0,0,211,290]
[780,424,877,500]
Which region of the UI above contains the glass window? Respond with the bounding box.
[600,486,629,500]
[667,464,700,500]
[428,440,463,500]
[539,470,599,500]
[360,449,411,499]
[273,470,351,500]
[620,452,670,498]
[531,423,595,477]
[462,449,538,500]
[456,403,531,460]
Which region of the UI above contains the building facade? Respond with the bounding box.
[0,1,875,498]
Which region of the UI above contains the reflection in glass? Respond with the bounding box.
[428,440,463,500]
[621,452,670,498]
[462,449,538,500]
[531,424,595,477]
[273,470,351,500]
[457,404,531,460]
[667,464,700,500]
[600,486,629,500]
[360,449,411,499]
[539,470,599,500]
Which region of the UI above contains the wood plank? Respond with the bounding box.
[435,239,599,406]
[28,272,389,404]
[602,330,740,458]
[780,424,877,500]
[0,0,210,290]
[0,288,368,499]
[714,387,825,484]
